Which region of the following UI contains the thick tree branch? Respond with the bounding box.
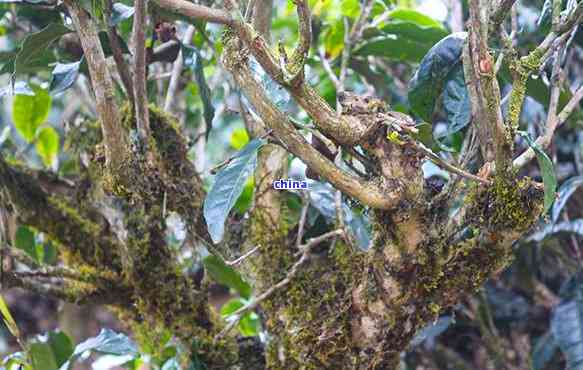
[223,47,401,209]
[152,0,233,25]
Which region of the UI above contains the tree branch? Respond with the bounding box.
[132,0,151,141]
[63,0,129,170]
[152,0,233,25]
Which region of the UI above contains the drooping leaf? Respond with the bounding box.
[35,126,59,167]
[552,176,583,223]
[111,3,134,25]
[12,84,52,142]
[532,330,559,370]
[182,44,215,138]
[0,295,20,339]
[443,64,471,134]
[408,32,467,122]
[410,316,453,347]
[203,256,252,299]
[50,59,82,95]
[520,132,557,213]
[203,138,265,244]
[14,23,72,74]
[551,289,583,370]
[59,329,138,370]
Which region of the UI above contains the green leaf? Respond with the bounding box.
[203,255,252,299]
[111,3,134,25]
[229,128,250,150]
[182,44,215,139]
[15,225,36,260]
[12,84,52,142]
[408,32,467,121]
[442,65,471,134]
[35,126,59,167]
[59,329,138,370]
[532,331,559,370]
[14,23,72,74]
[388,8,445,28]
[0,295,19,339]
[551,289,583,370]
[238,312,260,337]
[323,18,345,59]
[220,298,260,337]
[203,138,265,243]
[233,177,254,214]
[340,0,360,18]
[552,176,583,223]
[30,342,58,370]
[519,132,557,213]
[45,331,74,367]
[354,35,430,62]
[50,59,82,95]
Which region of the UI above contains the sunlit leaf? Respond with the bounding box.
[35,126,59,167]
[12,84,51,142]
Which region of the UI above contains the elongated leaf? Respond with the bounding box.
[59,329,138,370]
[35,126,59,167]
[182,44,215,138]
[520,132,557,213]
[203,255,252,299]
[111,3,134,25]
[354,35,432,62]
[532,331,559,370]
[50,59,82,95]
[552,176,583,223]
[203,138,265,243]
[408,32,467,121]
[551,289,583,370]
[15,23,72,74]
[443,64,471,134]
[12,84,51,142]
[0,295,19,339]
[388,8,445,28]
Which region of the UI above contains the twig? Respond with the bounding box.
[226,245,260,266]
[132,0,151,142]
[209,129,273,174]
[295,193,310,249]
[164,25,196,113]
[412,140,491,185]
[215,229,345,340]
